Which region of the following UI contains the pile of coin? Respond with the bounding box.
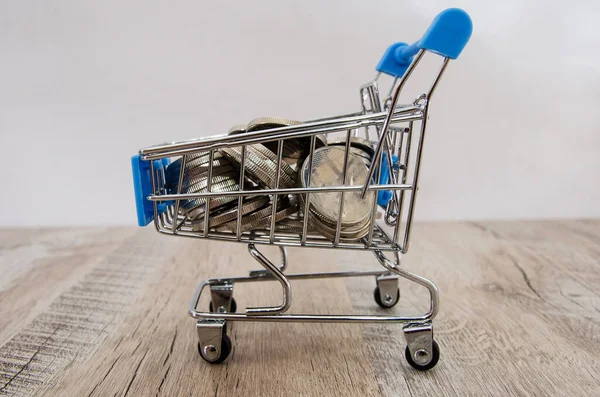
[164,118,377,242]
[164,151,243,220]
[299,146,376,241]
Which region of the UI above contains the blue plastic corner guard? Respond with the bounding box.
[376,8,473,78]
[377,152,399,207]
[131,155,168,227]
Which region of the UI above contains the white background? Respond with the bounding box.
[1,0,598,226]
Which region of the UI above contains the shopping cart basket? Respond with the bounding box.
[131,8,472,370]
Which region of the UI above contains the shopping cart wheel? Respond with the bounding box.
[209,298,237,314]
[405,340,439,371]
[373,286,400,308]
[374,274,400,308]
[197,334,232,364]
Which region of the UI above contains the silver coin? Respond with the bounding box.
[185,195,239,220]
[180,172,239,198]
[246,117,326,160]
[165,153,226,190]
[179,150,211,161]
[327,137,375,158]
[273,218,318,233]
[181,178,240,219]
[228,124,247,135]
[222,196,298,232]
[182,171,239,195]
[246,203,299,231]
[300,146,375,226]
[220,145,296,189]
[184,165,237,187]
[310,207,371,229]
[249,144,298,184]
[221,202,274,232]
[350,150,373,168]
[246,116,302,132]
[186,151,223,166]
[181,179,238,213]
[180,165,237,190]
[301,199,372,241]
[185,157,230,177]
[310,209,372,232]
[311,219,371,241]
[191,196,269,231]
[220,147,274,187]
[187,180,263,222]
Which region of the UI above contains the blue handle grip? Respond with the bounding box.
[376,8,473,78]
[131,155,168,227]
[377,152,398,207]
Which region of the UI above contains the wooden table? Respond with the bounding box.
[0,221,599,396]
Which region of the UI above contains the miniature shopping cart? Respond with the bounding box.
[131,9,472,370]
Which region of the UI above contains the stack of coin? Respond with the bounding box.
[190,196,269,232]
[220,195,300,233]
[165,152,244,221]
[299,146,375,242]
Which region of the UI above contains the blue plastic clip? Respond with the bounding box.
[377,152,399,207]
[131,155,168,227]
[376,8,473,78]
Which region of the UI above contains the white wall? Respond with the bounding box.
[1,0,598,226]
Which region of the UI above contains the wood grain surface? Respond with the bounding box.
[0,220,599,396]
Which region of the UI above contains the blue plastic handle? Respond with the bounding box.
[131,155,168,227]
[377,152,399,207]
[376,8,473,78]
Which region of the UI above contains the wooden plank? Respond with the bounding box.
[0,221,599,396]
[0,228,136,345]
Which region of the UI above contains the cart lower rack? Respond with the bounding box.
[131,8,472,370]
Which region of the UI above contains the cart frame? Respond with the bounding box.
[131,8,472,370]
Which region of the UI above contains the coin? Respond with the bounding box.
[246,117,327,161]
[186,151,223,166]
[191,196,269,231]
[180,178,241,219]
[327,137,375,158]
[310,218,372,241]
[182,171,239,195]
[228,124,247,135]
[220,145,296,189]
[246,202,299,231]
[165,153,227,191]
[185,195,240,220]
[182,165,237,191]
[185,157,231,178]
[248,144,298,183]
[246,117,302,132]
[273,218,318,233]
[300,146,375,226]
[327,136,375,167]
[301,197,373,241]
[221,196,298,232]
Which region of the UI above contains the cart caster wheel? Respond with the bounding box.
[405,340,440,371]
[209,298,237,313]
[374,286,400,308]
[198,334,232,364]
